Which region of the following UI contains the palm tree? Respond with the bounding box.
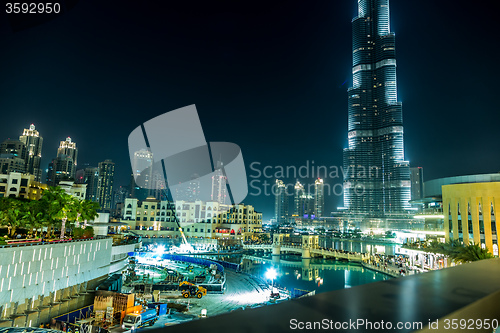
[40,187,75,238]
[59,195,80,239]
[442,239,464,257]
[77,200,100,228]
[454,243,494,263]
[22,200,45,237]
[0,198,25,237]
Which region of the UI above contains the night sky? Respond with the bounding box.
[1,0,499,220]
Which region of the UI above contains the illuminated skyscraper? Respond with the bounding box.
[46,137,78,186]
[57,137,78,179]
[294,180,305,216]
[274,179,288,224]
[79,167,99,202]
[410,167,424,200]
[343,0,411,216]
[211,161,227,205]
[132,149,153,190]
[19,124,43,181]
[98,159,115,210]
[131,149,153,200]
[314,178,324,218]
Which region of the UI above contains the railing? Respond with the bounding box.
[0,235,110,248]
[242,244,367,261]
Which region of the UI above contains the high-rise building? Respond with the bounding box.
[274,179,288,224]
[186,174,200,201]
[77,167,100,202]
[151,171,168,201]
[46,155,75,187]
[294,180,305,216]
[46,137,78,187]
[314,178,324,218]
[97,159,115,210]
[410,167,424,200]
[57,137,78,179]
[343,0,411,216]
[211,161,227,205]
[0,139,27,174]
[19,124,43,181]
[112,185,130,211]
[132,149,153,191]
[301,192,315,217]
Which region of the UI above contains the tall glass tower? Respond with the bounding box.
[19,124,43,181]
[343,0,410,216]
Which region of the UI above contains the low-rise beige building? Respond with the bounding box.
[122,197,262,239]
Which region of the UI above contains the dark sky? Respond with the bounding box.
[1,0,499,220]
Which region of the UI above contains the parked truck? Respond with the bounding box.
[122,309,158,330]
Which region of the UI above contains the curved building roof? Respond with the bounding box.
[424,173,500,197]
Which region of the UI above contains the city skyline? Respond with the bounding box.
[1,0,499,219]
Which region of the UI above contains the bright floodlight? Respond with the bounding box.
[154,245,165,255]
[265,267,277,280]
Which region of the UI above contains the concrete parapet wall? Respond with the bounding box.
[0,238,115,327]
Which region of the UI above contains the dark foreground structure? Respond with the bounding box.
[158,259,500,333]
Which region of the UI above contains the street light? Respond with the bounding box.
[266,267,277,294]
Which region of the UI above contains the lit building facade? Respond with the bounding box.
[132,149,153,197]
[343,0,411,216]
[57,137,78,179]
[294,181,305,217]
[98,159,115,210]
[80,167,99,202]
[274,179,288,224]
[410,167,424,200]
[122,197,262,238]
[443,182,499,257]
[211,161,227,205]
[19,124,43,181]
[0,172,33,199]
[46,155,75,186]
[0,139,27,174]
[314,178,324,218]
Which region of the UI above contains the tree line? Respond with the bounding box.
[0,186,100,240]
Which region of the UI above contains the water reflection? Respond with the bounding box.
[236,254,391,295]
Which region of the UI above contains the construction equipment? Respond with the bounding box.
[179,281,207,299]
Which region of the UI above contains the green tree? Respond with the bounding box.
[0,198,26,237]
[22,200,45,237]
[442,239,464,257]
[77,200,100,227]
[40,187,78,239]
[454,243,494,263]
